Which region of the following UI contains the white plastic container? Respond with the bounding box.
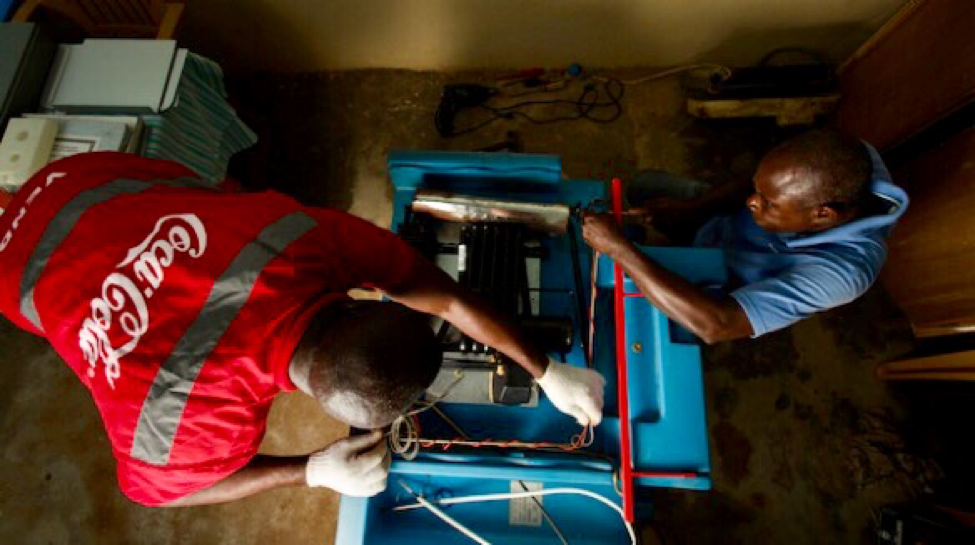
[0,117,57,191]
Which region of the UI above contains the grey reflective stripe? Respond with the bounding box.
[157,176,218,191]
[20,179,151,331]
[130,211,318,465]
[18,177,214,332]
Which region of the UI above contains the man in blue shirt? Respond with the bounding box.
[582,129,909,342]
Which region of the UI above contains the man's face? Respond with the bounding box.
[746,151,839,234]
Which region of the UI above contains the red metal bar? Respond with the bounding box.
[611,178,635,522]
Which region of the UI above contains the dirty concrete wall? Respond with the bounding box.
[181,0,906,73]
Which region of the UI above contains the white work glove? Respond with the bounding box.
[537,358,606,426]
[306,430,391,497]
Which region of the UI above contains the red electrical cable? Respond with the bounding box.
[412,414,595,453]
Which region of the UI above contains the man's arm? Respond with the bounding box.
[382,261,548,377]
[583,213,753,344]
[631,177,752,240]
[162,455,306,507]
[382,256,605,426]
[162,431,389,507]
[163,454,308,507]
[312,210,603,425]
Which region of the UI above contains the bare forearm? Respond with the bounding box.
[610,243,752,344]
[441,288,549,377]
[384,264,549,378]
[163,455,307,507]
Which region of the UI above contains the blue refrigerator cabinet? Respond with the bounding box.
[336,151,726,544]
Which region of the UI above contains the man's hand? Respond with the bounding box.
[537,359,606,426]
[306,430,390,497]
[582,212,632,259]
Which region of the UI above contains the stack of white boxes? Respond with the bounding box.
[0,39,184,196]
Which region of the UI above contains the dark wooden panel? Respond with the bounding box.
[883,128,975,337]
[832,0,975,150]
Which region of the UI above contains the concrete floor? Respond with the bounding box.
[0,70,949,544]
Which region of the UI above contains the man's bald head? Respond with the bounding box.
[747,129,874,233]
[304,301,442,429]
[765,129,872,209]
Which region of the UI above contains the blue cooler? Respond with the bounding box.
[336,151,725,544]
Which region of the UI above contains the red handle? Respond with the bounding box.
[610,177,635,522]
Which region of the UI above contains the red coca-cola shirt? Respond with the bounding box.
[0,152,421,505]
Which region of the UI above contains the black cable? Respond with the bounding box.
[484,78,625,123]
[448,115,503,137]
[497,79,623,110]
[435,84,498,137]
[447,78,625,136]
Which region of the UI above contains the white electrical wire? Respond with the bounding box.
[391,375,629,543]
[400,481,491,545]
[394,487,637,545]
[389,412,422,460]
[389,371,466,460]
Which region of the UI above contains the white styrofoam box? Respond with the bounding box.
[41,40,184,113]
[0,118,57,191]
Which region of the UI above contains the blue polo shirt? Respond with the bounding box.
[693,145,909,337]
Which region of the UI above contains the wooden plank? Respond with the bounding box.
[16,0,99,33]
[882,127,975,337]
[877,370,975,381]
[82,0,111,24]
[132,0,154,23]
[687,96,839,126]
[11,0,42,22]
[147,0,166,22]
[92,0,123,24]
[838,0,925,75]
[877,348,975,381]
[155,2,184,40]
[880,350,975,372]
[114,0,145,24]
[831,0,975,150]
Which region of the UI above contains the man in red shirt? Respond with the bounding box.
[0,152,605,506]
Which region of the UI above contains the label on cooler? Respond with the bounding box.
[508,481,543,527]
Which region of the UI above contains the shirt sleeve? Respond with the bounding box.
[730,255,879,337]
[115,450,255,506]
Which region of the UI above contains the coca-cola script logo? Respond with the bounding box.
[78,214,207,389]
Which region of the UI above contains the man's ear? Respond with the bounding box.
[810,204,842,228]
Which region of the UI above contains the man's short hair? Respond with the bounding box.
[307,302,442,429]
[770,128,873,209]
